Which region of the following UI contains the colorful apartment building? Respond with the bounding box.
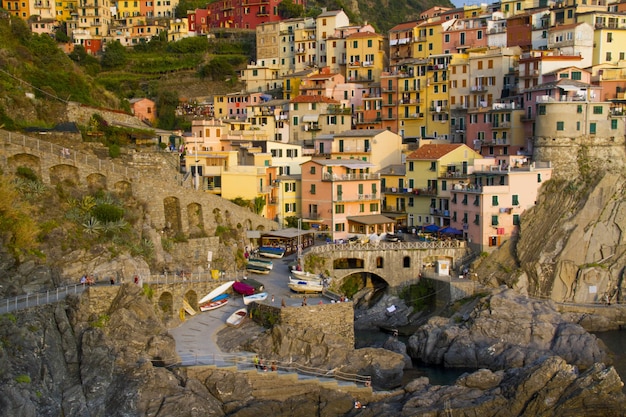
[345,31,385,84]
[449,157,553,252]
[405,143,483,230]
[300,159,387,241]
[290,95,350,145]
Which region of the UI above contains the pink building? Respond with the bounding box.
[301,159,393,241]
[449,157,552,252]
[129,98,156,124]
[443,16,489,53]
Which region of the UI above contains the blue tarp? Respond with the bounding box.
[439,227,463,235]
[423,224,440,233]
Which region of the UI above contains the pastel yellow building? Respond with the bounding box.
[116,0,141,18]
[345,31,385,83]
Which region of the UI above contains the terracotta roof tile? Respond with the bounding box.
[406,143,464,160]
[291,95,340,104]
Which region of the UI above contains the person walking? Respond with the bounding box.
[302,296,307,306]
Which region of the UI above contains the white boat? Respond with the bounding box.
[247,258,273,270]
[258,246,286,259]
[226,308,248,327]
[291,269,322,282]
[198,280,235,305]
[243,292,268,305]
[199,295,229,312]
[246,264,271,275]
[288,277,324,294]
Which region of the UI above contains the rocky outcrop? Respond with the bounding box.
[474,172,625,306]
[361,356,625,417]
[407,287,608,370]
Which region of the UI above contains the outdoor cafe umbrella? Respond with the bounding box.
[423,224,440,233]
[439,226,463,235]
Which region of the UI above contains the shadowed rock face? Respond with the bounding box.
[407,287,608,370]
[0,285,624,416]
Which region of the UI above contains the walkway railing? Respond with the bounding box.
[0,283,86,314]
[309,240,466,254]
[0,129,138,180]
[163,352,372,387]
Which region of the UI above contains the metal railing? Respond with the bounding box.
[0,284,86,314]
[169,352,373,387]
[310,240,467,253]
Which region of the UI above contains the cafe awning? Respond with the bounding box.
[347,214,395,225]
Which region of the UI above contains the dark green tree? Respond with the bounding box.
[198,57,234,81]
[54,23,69,43]
[100,40,128,69]
[277,0,304,18]
[156,90,179,130]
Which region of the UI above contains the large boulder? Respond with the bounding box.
[407,287,608,370]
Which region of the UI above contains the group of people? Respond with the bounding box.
[253,355,277,372]
[80,275,96,286]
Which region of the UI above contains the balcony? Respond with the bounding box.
[383,187,412,194]
[492,122,510,129]
[382,206,406,213]
[334,193,379,202]
[306,212,323,220]
[322,172,380,181]
[470,85,487,93]
[327,105,351,115]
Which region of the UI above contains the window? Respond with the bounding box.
[538,105,546,115]
[577,105,582,113]
[403,256,410,268]
[444,34,450,42]
[462,195,468,205]
[310,166,316,174]
[408,161,414,171]
[612,119,618,129]
[335,223,345,232]
[430,161,436,171]
[491,215,499,226]
[607,32,613,43]
[513,214,520,226]
[376,256,384,268]
[488,59,492,69]
[474,195,480,206]
[408,197,414,207]
[576,121,581,131]
[293,116,298,126]
[359,203,364,213]
[571,71,581,80]
[556,121,564,131]
[367,39,372,47]
[310,184,316,194]
[474,214,480,225]
[590,123,596,134]
[512,195,519,205]
[593,106,603,115]
[537,173,542,183]
[370,203,379,211]
[335,204,345,214]
[492,195,499,206]
[441,181,447,191]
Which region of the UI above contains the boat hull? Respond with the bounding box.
[226,308,248,327]
[198,281,235,305]
[258,246,285,259]
[291,270,321,282]
[247,259,273,270]
[199,297,229,312]
[288,278,323,293]
[243,292,268,305]
[246,265,270,274]
[233,281,255,296]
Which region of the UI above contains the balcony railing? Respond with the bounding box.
[322,172,380,181]
[334,193,378,202]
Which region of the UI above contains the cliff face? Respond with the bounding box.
[516,173,625,303]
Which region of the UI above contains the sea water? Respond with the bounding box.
[594,329,626,393]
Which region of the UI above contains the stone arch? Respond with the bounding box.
[163,197,182,235]
[86,172,107,192]
[403,256,411,268]
[255,224,266,231]
[49,164,80,186]
[113,180,132,196]
[8,153,41,178]
[187,203,205,237]
[333,257,365,269]
[158,291,174,315]
[334,270,390,296]
[184,289,198,310]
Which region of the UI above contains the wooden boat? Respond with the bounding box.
[198,280,235,305]
[199,294,229,312]
[288,277,324,294]
[247,258,273,270]
[243,292,268,305]
[182,299,197,316]
[233,281,255,296]
[246,263,271,275]
[291,269,322,282]
[258,246,286,259]
[226,308,248,327]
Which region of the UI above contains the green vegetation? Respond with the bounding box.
[2,313,18,324]
[15,374,31,384]
[399,280,436,311]
[0,175,40,258]
[90,314,110,328]
[340,275,363,298]
[142,283,154,299]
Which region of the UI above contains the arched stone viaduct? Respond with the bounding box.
[307,240,471,288]
[0,130,277,236]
